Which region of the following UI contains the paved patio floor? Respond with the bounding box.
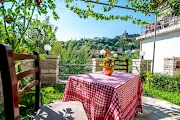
[134,95,180,120]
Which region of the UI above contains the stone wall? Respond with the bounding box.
[132,59,152,74]
[164,57,180,75]
[40,55,59,84]
[21,55,60,83]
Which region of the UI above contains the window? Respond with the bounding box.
[176,61,180,69]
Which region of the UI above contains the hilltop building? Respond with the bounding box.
[115,31,140,39]
[94,37,100,40]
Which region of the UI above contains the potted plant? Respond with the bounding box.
[99,47,118,76]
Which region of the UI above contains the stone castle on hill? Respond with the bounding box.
[115,31,140,39]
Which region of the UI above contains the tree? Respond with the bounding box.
[115,41,121,47]
[50,41,65,59]
[27,16,58,54]
[0,0,59,53]
[112,46,117,51]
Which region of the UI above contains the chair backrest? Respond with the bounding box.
[0,44,40,120]
[114,59,128,72]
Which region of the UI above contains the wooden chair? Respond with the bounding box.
[0,44,87,120]
[114,59,129,73]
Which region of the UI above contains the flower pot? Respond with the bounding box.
[103,66,114,76]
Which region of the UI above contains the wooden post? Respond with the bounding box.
[34,52,41,112]
[0,44,20,120]
[126,59,128,73]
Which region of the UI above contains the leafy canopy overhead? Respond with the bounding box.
[0,0,59,52]
[0,0,179,53]
[64,0,180,25]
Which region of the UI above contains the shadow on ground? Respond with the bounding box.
[134,96,180,120]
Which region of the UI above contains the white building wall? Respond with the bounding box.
[142,30,180,73]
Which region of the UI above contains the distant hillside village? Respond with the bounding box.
[64,31,140,58]
[93,31,140,40]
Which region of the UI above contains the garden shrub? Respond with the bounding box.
[140,71,148,83]
[152,73,180,93]
[141,72,180,93]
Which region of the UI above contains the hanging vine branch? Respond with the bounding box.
[0,0,59,52]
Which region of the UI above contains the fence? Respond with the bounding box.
[141,16,180,35]
[59,63,94,81]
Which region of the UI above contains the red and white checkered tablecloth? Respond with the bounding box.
[62,71,144,120]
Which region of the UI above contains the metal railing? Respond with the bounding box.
[59,63,94,81]
[141,16,180,35]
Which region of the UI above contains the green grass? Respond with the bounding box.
[41,84,65,104]
[144,86,180,106]
[0,84,65,120]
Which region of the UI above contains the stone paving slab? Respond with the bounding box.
[134,95,180,120]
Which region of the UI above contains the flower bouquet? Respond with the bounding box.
[99,48,118,76]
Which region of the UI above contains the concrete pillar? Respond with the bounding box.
[21,55,60,84]
[40,55,60,84]
[140,39,142,51]
[164,57,180,75]
[92,58,103,72]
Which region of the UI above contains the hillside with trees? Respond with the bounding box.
[51,35,140,61]
[50,35,140,73]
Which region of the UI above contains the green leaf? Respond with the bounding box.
[44,25,49,29]
[19,104,26,108]
[39,54,46,60]
[66,4,70,8]
[7,8,12,15]
[42,87,55,93]
[99,63,104,66]
[15,7,20,14]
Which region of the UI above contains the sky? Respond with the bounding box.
[40,0,155,41]
[5,0,155,41]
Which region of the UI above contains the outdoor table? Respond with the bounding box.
[62,71,143,120]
